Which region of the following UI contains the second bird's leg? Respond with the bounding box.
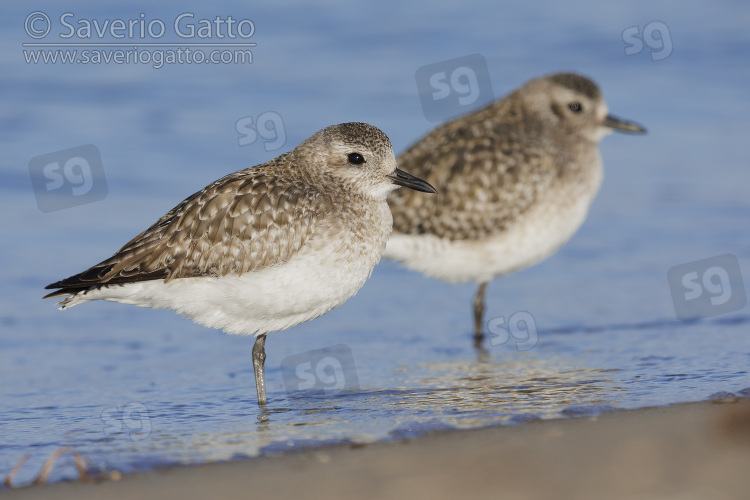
[473,282,488,346]
[252,334,267,407]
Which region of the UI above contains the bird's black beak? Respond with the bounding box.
[604,115,647,134]
[388,168,437,194]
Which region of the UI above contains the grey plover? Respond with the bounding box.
[45,122,437,406]
[385,73,645,345]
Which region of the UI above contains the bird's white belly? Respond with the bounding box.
[385,193,594,284]
[77,236,382,336]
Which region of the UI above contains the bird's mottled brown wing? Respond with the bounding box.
[44,167,331,297]
[388,120,557,242]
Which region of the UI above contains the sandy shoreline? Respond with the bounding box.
[5,399,750,500]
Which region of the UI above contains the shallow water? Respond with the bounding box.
[2,0,750,486]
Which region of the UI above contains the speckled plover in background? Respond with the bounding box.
[45,122,437,406]
[385,73,646,346]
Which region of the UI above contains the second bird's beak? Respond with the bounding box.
[604,115,647,134]
[388,168,438,194]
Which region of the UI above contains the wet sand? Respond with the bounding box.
[6,399,750,500]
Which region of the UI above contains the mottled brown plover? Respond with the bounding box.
[385,73,645,345]
[45,122,437,406]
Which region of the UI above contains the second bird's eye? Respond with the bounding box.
[568,102,582,113]
[348,153,365,165]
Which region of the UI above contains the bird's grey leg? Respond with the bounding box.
[252,334,267,407]
[473,282,488,346]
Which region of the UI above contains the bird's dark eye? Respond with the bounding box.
[347,153,365,165]
[568,102,582,113]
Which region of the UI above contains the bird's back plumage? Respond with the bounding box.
[389,96,562,242]
[45,159,330,298]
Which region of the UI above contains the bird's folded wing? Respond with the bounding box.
[44,169,331,297]
[390,127,556,241]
